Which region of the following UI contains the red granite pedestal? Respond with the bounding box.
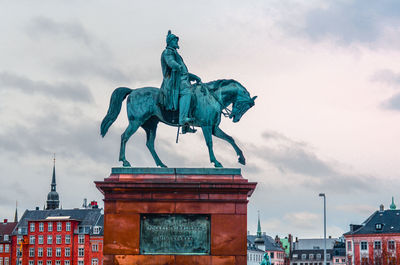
[95,168,257,265]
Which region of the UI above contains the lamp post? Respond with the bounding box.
[319,193,326,265]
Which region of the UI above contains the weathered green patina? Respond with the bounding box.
[100,31,257,168]
[261,253,271,265]
[140,214,210,255]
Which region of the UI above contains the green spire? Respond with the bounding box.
[390,196,396,210]
[257,211,262,237]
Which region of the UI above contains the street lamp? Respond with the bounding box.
[319,193,326,265]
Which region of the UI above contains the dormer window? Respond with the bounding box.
[376,223,383,230]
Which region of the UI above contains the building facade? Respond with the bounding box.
[1,219,18,265]
[12,208,103,265]
[344,201,400,265]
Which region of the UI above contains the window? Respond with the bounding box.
[56,248,61,257]
[316,254,321,260]
[57,222,62,232]
[342,259,346,262]
[327,254,330,259]
[48,222,53,232]
[93,227,100,234]
[310,254,314,260]
[4,259,8,265]
[56,261,61,265]
[271,252,274,259]
[92,244,98,252]
[30,235,35,244]
[47,247,52,257]
[374,241,382,250]
[78,235,85,244]
[335,259,339,263]
[78,261,84,265]
[302,254,307,260]
[38,261,43,265]
[39,223,44,232]
[4,245,9,253]
[66,222,71,232]
[47,235,52,244]
[46,261,51,265]
[38,248,43,257]
[65,247,70,257]
[3,235,8,241]
[389,240,395,250]
[17,249,22,257]
[29,261,34,265]
[30,223,35,232]
[38,235,43,244]
[29,248,35,257]
[361,241,368,250]
[78,247,84,257]
[64,261,70,265]
[56,235,61,244]
[376,223,383,230]
[65,235,71,244]
[91,259,98,265]
[0,244,3,252]
[347,241,352,251]
[293,254,298,259]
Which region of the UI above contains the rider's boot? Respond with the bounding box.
[179,94,196,134]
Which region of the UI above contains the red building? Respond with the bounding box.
[12,207,104,265]
[9,161,104,265]
[1,219,18,265]
[344,200,400,265]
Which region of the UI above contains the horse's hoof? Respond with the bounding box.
[122,161,131,167]
[214,161,223,168]
[238,156,246,165]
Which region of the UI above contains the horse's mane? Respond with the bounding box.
[205,79,247,94]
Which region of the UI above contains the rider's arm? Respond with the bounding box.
[164,50,181,71]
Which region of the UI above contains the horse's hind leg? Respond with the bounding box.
[213,126,246,165]
[201,126,222,168]
[142,117,167,168]
[119,119,141,167]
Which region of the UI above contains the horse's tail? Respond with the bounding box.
[100,87,132,137]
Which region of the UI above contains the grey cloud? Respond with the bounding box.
[27,16,92,45]
[382,93,400,110]
[251,131,376,193]
[299,0,400,44]
[55,58,131,83]
[371,69,400,87]
[0,72,93,103]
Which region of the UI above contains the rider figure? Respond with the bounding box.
[160,30,201,133]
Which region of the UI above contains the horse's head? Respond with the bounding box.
[230,84,257,123]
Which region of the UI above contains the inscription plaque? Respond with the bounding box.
[140,214,210,255]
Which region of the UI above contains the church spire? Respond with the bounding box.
[14,201,18,222]
[254,211,265,244]
[390,196,396,210]
[46,154,60,210]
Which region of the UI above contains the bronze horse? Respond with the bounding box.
[100,79,256,167]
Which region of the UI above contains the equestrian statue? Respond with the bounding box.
[100,30,257,168]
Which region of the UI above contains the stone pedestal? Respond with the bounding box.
[95,167,257,265]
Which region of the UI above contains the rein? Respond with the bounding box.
[200,83,232,117]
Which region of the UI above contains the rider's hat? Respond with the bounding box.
[166,30,179,46]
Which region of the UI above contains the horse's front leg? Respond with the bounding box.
[201,126,222,168]
[213,126,245,165]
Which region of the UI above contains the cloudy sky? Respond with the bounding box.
[1,0,400,239]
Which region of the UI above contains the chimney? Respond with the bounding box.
[3,219,7,223]
[380,204,384,212]
[36,207,39,210]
